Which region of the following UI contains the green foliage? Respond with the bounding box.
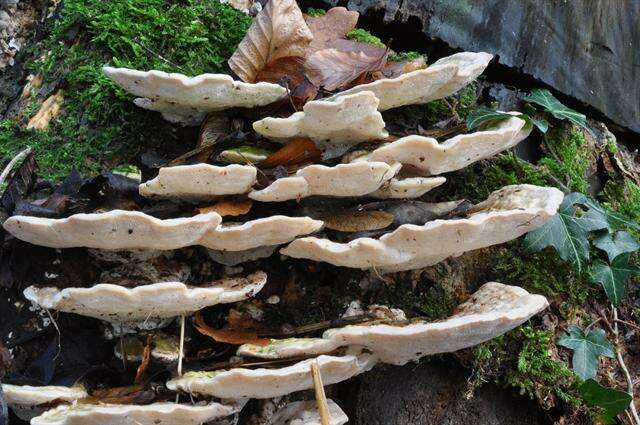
[465,106,548,133]
[594,231,640,262]
[524,193,609,273]
[557,326,615,380]
[306,8,326,17]
[4,0,251,180]
[589,254,640,306]
[602,179,640,232]
[423,82,478,125]
[388,51,423,62]
[346,29,385,48]
[539,129,591,193]
[579,379,632,424]
[524,88,589,132]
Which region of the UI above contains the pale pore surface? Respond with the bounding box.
[23,271,267,322]
[281,185,564,272]
[355,115,530,175]
[329,52,493,111]
[31,400,246,425]
[2,211,222,250]
[166,353,377,399]
[268,400,348,425]
[237,282,547,365]
[252,91,388,158]
[199,216,324,251]
[103,67,287,125]
[1,384,87,407]
[249,162,400,202]
[139,164,257,199]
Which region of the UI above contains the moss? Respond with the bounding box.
[3,0,251,181]
[389,51,423,62]
[601,179,640,224]
[470,326,580,409]
[306,7,326,17]
[346,29,385,49]
[539,129,591,194]
[423,82,478,126]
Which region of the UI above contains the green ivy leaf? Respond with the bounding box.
[528,116,549,133]
[589,254,640,306]
[523,88,589,131]
[594,231,640,262]
[579,379,632,424]
[524,193,609,273]
[465,107,513,130]
[557,326,614,380]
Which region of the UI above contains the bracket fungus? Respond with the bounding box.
[252,91,388,158]
[103,67,287,125]
[2,385,87,421]
[354,115,531,175]
[2,210,222,250]
[281,185,564,272]
[237,282,548,365]
[139,164,257,199]
[167,353,377,399]
[328,52,493,111]
[31,400,246,425]
[269,400,348,425]
[23,271,267,324]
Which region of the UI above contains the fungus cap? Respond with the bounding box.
[1,384,87,421]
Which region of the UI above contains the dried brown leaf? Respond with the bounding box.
[198,199,253,217]
[229,0,313,82]
[255,56,318,105]
[134,336,152,384]
[305,7,359,52]
[382,56,427,78]
[27,91,64,131]
[194,311,270,346]
[321,210,394,232]
[304,46,388,91]
[260,137,321,168]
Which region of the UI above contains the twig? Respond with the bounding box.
[615,319,640,332]
[310,361,330,425]
[612,306,640,424]
[584,318,602,332]
[119,335,127,369]
[0,147,31,190]
[178,315,186,377]
[44,308,61,362]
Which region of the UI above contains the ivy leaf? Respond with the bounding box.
[579,379,632,424]
[589,254,640,306]
[528,116,549,133]
[557,325,615,380]
[594,231,640,262]
[466,107,512,130]
[523,88,589,131]
[524,192,609,273]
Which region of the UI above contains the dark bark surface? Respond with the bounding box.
[323,0,640,134]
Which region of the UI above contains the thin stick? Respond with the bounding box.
[119,335,127,369]
[178,315,186,376]
[0,147,31,189]
[44,309,61,361]
[310,361,331,425]
[612,307,640,424]
[615,319,640,332]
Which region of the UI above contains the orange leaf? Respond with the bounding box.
[194,311,270,346]
[134,336,152,385]
[198,199,253,217]
[260,137,321,168]
[229,0,313,82]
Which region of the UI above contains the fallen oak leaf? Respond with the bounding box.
[255,56,318,105]
[229,0,313,83]
[260,137,321,168]
[198,199,253,217]
[305,7,359,52]
[304,47,388,91]
[382,56,427,78]
[321,210,394,232]
[194,311,271,346]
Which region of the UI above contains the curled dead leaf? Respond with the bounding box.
[260,137,321,168]
[229,0,313,82]
[382,56,427,78]
[195,311,271,346]
[321,210,394,232]
[198,199,253,217]
[134,336,152,385]
[255,56,318,105]
[305,7,359,52]
[27,91,64,131]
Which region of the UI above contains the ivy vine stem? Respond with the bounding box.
[612,306,640,424]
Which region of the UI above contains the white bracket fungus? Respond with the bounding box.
[31,400,246,425]
[2,210,222,250]
[252,91,388,158]
[238,282,547,365]
[166,353,377,399]
[249,162,401,202]
[103,67,287,125]
[281,185,564,272]
[1,384,87,421]
[199,216,324,251]
[23,271,267,323]
[370,176,447,199]
[268,400,348,425]
[139,164,257,200]
[354,115,531,175]
[328,52,493,111]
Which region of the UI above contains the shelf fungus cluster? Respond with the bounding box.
[2,18,562,423]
